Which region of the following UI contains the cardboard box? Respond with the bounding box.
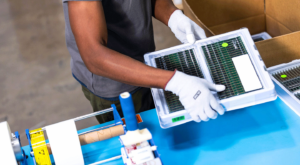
[183,0,300,68]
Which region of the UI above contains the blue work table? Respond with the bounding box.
[23,97,300,165]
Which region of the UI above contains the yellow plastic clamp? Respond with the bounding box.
[30,128,51,165]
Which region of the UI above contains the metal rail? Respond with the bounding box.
[41,107,114,131]
[89,155,122,165]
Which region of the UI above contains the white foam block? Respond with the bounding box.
[232,55,262,92]
[46,120,84,165]
[120,129,152,146]
[0,122,17,165]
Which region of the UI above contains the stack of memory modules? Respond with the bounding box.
[268,60,300,116]
[155,49,203,113]
[144,28,276,128]
[251,32,272,42]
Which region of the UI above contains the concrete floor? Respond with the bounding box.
[0,0,180,145]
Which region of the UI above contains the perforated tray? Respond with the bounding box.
[144,28,277,128]
[268,60,300,116]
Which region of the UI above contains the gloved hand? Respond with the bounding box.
[168,10,207,44]
[165,71,226,122]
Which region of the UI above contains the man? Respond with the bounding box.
[62,0,226,124]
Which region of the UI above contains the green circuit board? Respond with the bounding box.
[155,49,204,113]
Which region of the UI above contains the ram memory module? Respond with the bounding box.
[155,49,204,113]
[272,66,300,93]
[202,37,262,99]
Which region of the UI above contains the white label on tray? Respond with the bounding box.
[232,54,262,92]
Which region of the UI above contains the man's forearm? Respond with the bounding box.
[152,0,177,25]
[81,43,174,89]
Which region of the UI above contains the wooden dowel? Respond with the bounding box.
[46,125,124,155]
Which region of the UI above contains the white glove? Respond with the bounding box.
[165,71,226,122]
[168,10,207,44]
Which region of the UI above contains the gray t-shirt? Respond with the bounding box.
[62,0,155,98]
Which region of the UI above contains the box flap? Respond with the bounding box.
[256,31,300,67]
[266,15,292,37]
[185,0,265,28]
[209,15,265,35]
[266,0,300,36]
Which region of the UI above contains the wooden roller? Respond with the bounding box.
[46,125,124,155]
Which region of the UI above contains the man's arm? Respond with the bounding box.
[69,1,225,122]
[151,0,177,25]
[68,1,173,89]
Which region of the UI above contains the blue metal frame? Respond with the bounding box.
[24,104,125,165]
[23,100,162,165]
[15,131,28,165]
[112,104,123,126]
[25,129,36,165]
[148,139,162,164]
